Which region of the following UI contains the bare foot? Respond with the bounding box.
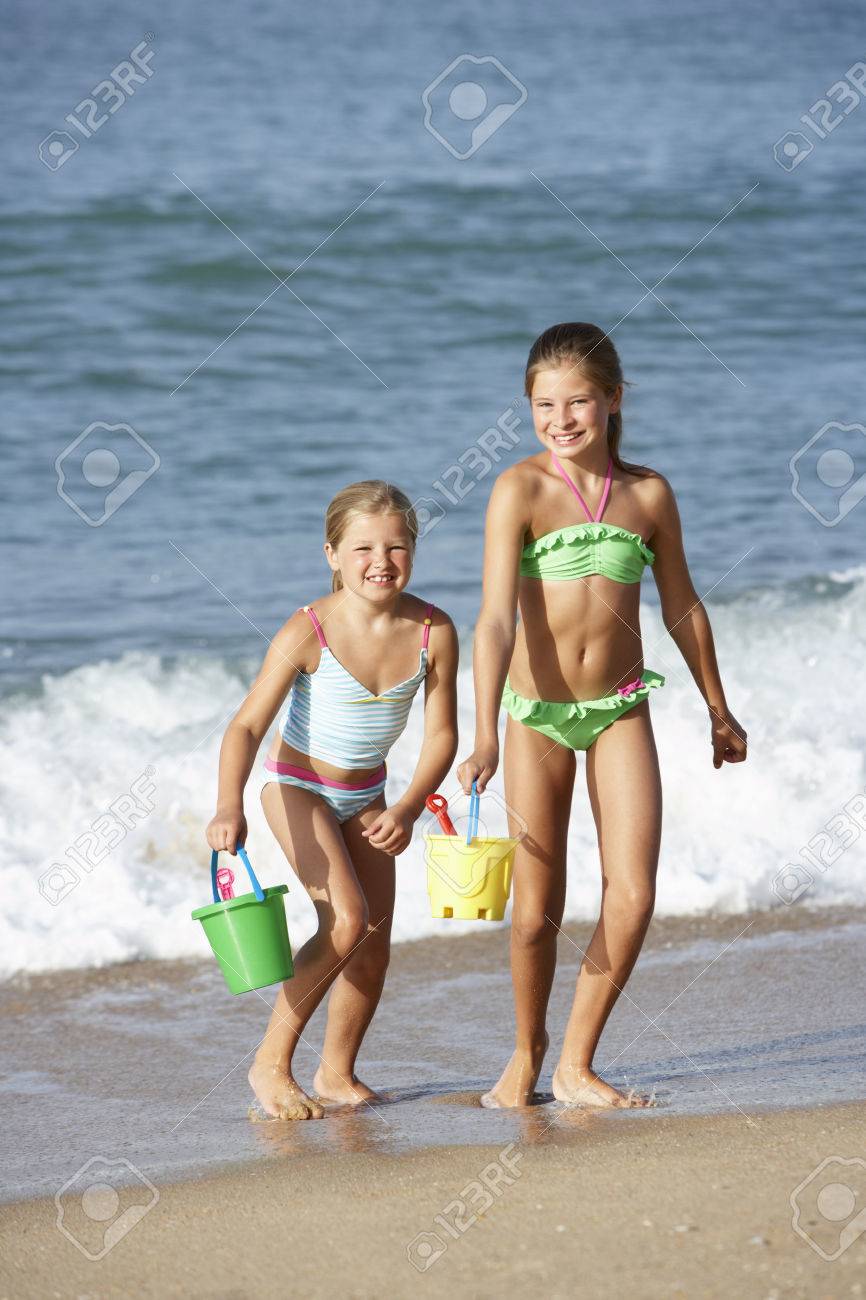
[552,1063,652,1109]
[312,1065,381,1106]
[248,1062,325,1120]
[480,1036,549,1109]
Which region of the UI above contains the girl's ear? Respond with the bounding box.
[323,541,339,573]
[608,384,623,415]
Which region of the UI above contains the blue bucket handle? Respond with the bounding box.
[466,779,480,845]
[210,844,265,904]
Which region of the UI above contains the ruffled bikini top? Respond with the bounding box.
[520,454,654,585]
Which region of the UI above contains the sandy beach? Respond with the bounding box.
[2,906,865,1296]
[1,1101,864,1298]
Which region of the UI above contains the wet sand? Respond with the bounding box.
[1,906,865,1295]
[3,904,866,1202]
[1,1101,864,1298]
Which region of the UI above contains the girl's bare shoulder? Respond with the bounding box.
[399,591,455,633]
[402,595,458,669]
[491,454,548,511]
[508,449,551,479]
[626,465,678,524]
[271,602,328,670]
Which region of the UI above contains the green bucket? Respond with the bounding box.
[192,846,294,994]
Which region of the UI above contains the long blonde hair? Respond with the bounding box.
[325,480,418,592]
[525,322,649,476]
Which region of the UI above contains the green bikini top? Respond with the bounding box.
[520,454,655,585]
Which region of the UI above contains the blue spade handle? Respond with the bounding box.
[210,844,265,903]
[466,779,480,845]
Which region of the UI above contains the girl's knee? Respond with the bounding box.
[331,902,370,956]
[511,907,557,949]
[603,880,655,926]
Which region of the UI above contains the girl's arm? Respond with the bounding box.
[361,611,459,855]
[206,611,311,852]
[457,469,529,793]
[648,476,747,768]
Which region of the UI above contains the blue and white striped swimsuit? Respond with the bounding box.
[262,602,433,822]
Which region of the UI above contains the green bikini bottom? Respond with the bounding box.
[501,669,665,751]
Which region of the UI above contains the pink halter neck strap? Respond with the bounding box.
[551,453,613,524]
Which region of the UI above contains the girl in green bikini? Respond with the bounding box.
[457,322,747,1109]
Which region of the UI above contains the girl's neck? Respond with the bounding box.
[550,447,612,487]
[333,588,405,628]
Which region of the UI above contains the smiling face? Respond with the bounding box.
[325,511,414,599]
[530,364,621,461]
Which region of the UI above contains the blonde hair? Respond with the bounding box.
[325,480,418,592]
[525,322,648,476]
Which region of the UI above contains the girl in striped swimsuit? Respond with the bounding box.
[207,481,459,1121]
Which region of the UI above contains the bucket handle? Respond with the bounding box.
[210,844,265,904]
[466,779,480,845]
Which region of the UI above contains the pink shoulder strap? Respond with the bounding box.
[552,454,613,523]
[301,605,328,648]
[422,602,434,650]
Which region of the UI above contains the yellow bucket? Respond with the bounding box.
[425,834,519,921]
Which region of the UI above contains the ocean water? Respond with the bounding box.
[3,0,866,976]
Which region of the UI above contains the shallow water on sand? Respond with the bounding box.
[2,906,864,1204]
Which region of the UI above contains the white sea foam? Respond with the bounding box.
[3,574,866,977]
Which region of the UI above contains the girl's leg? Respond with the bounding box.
[552,703,662,1108]
[313,793,395,1105]
[482,715,575,1108]
[249,782,371,1120]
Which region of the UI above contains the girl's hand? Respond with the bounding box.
[710,708,747,768]
[206,807,248,854]
[456,744,499,795]
[361,804,415,856]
